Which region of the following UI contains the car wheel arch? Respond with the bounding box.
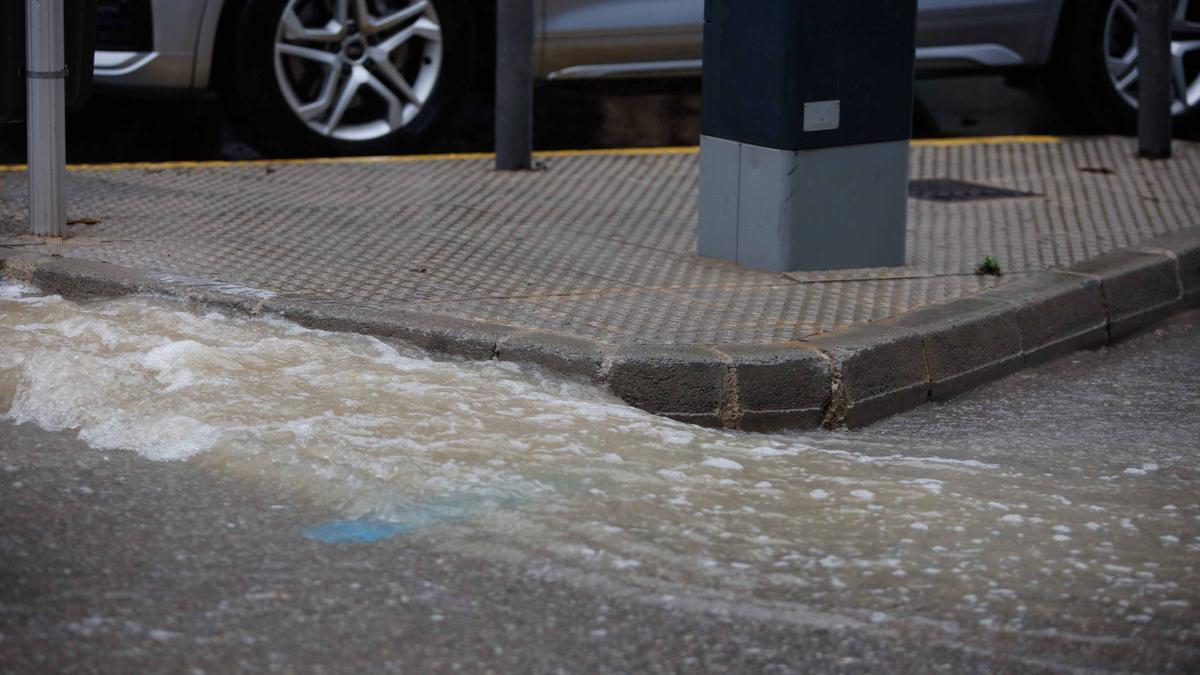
[1035,0,1069,66]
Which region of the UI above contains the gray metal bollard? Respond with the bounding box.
[495,0,533,171]
[1138,0,1172,159]
[26,0,68,237]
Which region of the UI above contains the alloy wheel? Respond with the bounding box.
[273,0,443,142]
[1104,0,1200,115]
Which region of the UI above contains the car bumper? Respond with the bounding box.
[93,50,197,90]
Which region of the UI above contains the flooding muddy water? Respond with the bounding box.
[2,282,1197,652]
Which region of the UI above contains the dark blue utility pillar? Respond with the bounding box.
[698,1,918,272]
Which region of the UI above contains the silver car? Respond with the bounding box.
[93,0,1200,155]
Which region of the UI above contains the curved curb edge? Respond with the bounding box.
[2,225,1197,432]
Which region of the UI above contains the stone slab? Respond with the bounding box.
[805,323,930,429]
[1133,228,1200,308]
[1066,250,1183,342]
[715,344,831,431]
[605,346,730,423]
[495,332,611,381]
[985,271,1109,367]
[885,297,1025,403]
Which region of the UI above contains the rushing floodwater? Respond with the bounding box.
[2,282,1197,649]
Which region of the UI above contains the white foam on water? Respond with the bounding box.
[701,457,744,471]
[79,413,223,461]
[2,282,1197,645]
[0,282,32,299]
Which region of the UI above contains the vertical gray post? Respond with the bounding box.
[495,0,533,171]
[25,0,67,237]
[1138,0,1172,159]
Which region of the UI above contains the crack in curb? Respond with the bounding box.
[596,351,615,385]
[1094,275,1114,345]
[916,334,935,404]
[710,348,742,430]
[811,349,847,431]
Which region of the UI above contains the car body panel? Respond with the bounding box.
[914,0,1056,69]
[539,0,700,77]
[94,0,1065,90]
[539,0,1062,79]
[93,0,210,89]
[192,0,228,89]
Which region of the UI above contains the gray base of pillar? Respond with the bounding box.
[697,135,909,273]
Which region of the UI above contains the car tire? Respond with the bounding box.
[1047,0,1200,133]
[224,0,479,157]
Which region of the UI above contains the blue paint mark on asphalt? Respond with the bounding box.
[303,520,413,544]
[302,487,536,544]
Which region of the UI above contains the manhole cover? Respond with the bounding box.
[908,179,1037,202]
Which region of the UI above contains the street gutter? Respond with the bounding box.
[3,226,1198,431]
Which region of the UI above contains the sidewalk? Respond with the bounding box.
[2,136,1198,429]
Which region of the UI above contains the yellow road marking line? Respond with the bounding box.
[912,134,1063,147]
[0,136,1064,173]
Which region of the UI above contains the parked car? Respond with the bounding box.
[92,0,1200,155]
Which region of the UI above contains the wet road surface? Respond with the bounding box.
[0,284,1197,672]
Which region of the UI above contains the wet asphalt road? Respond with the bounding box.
[1,310,1198,673]
[0,420,1023,675]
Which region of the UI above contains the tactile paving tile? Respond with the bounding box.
[1,137,1197,346]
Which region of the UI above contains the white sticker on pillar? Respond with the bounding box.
[803,100,840,132]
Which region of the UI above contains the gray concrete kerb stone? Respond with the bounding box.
[712,344,831,432]
[1064,247,1185,342]
[14,255,270,317]
[881,295,1026,403]
[261,295,520,362]
[605,345,730,428]
[802,323,929,429]
[982,270,1108,367]
[792,227,1197,424]
[17,254,163,300]
[495,331,613,382]
[1129,227,1200,308]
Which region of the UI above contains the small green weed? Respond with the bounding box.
[975,255,1003,277]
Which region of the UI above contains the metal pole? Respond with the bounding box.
[495,0,533,171]
[1138,0,1172,159]
[25,0,68,236]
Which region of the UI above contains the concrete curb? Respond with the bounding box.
[2,226,1197,431]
